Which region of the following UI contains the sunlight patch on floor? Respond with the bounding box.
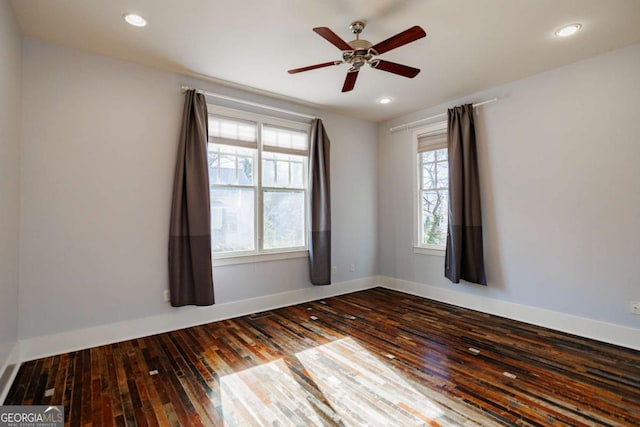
[296,337,492,426]
[220,358,326,426]
[219,337,495,426]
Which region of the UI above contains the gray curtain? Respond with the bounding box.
[168,90,215,306]
[309,118,331,285]
[445,104,487,285]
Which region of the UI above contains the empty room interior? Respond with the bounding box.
[1,0,640,425]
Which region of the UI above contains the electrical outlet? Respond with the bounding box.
[331,265,337,274]
[163,290,170,302]
[630,301,640,315]
[350,263,355,272]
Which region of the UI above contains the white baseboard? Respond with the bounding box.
[0,343,21,404]
[378,276,640,351]
[19,277,378,362]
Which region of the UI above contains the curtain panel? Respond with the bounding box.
[168,90,215,306]
[445,104,487,285]
[309,119,332,285]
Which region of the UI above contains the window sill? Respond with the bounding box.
[413,246,445,257]
[213,250,308,266]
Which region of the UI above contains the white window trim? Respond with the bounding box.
[413,247,445,257]
[413,121,448,255]
[208,104,311,261]
[213,250,308,266]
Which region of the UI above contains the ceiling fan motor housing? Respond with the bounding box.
[343,39,375,69]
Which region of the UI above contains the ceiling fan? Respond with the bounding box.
[288,21,426,92]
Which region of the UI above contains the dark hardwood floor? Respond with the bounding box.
[5,287,640,426]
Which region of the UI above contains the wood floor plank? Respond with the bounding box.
[4,288,640,426]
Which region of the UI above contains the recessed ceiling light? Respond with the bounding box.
[555,23,581,38]
[123,13,147,27]
[379,97,393,105]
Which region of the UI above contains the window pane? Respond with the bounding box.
[208,144,255,186]
[263,125,308,151]
[436,161,448,188]
[435,148,447,161]
[209,116,256,142]
[422,162,436,189]
[263,152,306,189]
[276,161,289,187]
[237,156,253,185]
[208,152,219,184]
[263,190,305,250]
[421,190,448,246]
[421,151,435,163]
[263,159,276,187]
[291,161,303,188]
[219,155,236,185]
[211,187,255,253]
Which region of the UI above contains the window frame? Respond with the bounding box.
[208,105,310,265]
[413,121,448,256]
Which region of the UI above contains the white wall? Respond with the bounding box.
[19,39,377,340]
[378,43,640,329]
[0,1,22,371]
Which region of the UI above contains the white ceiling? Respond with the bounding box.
[11,0,640,122]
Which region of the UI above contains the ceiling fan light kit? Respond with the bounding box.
[288,21,426,92]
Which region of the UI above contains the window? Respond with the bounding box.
[208,107,309,260]
[415,123,448,252]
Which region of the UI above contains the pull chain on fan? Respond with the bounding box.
[288,21,426,92]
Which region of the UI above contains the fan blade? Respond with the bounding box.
[342,70,359,92]
[313,27,353,51]
[370,25,426,55]
[372,60,420,78]
[288,61,342,74]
